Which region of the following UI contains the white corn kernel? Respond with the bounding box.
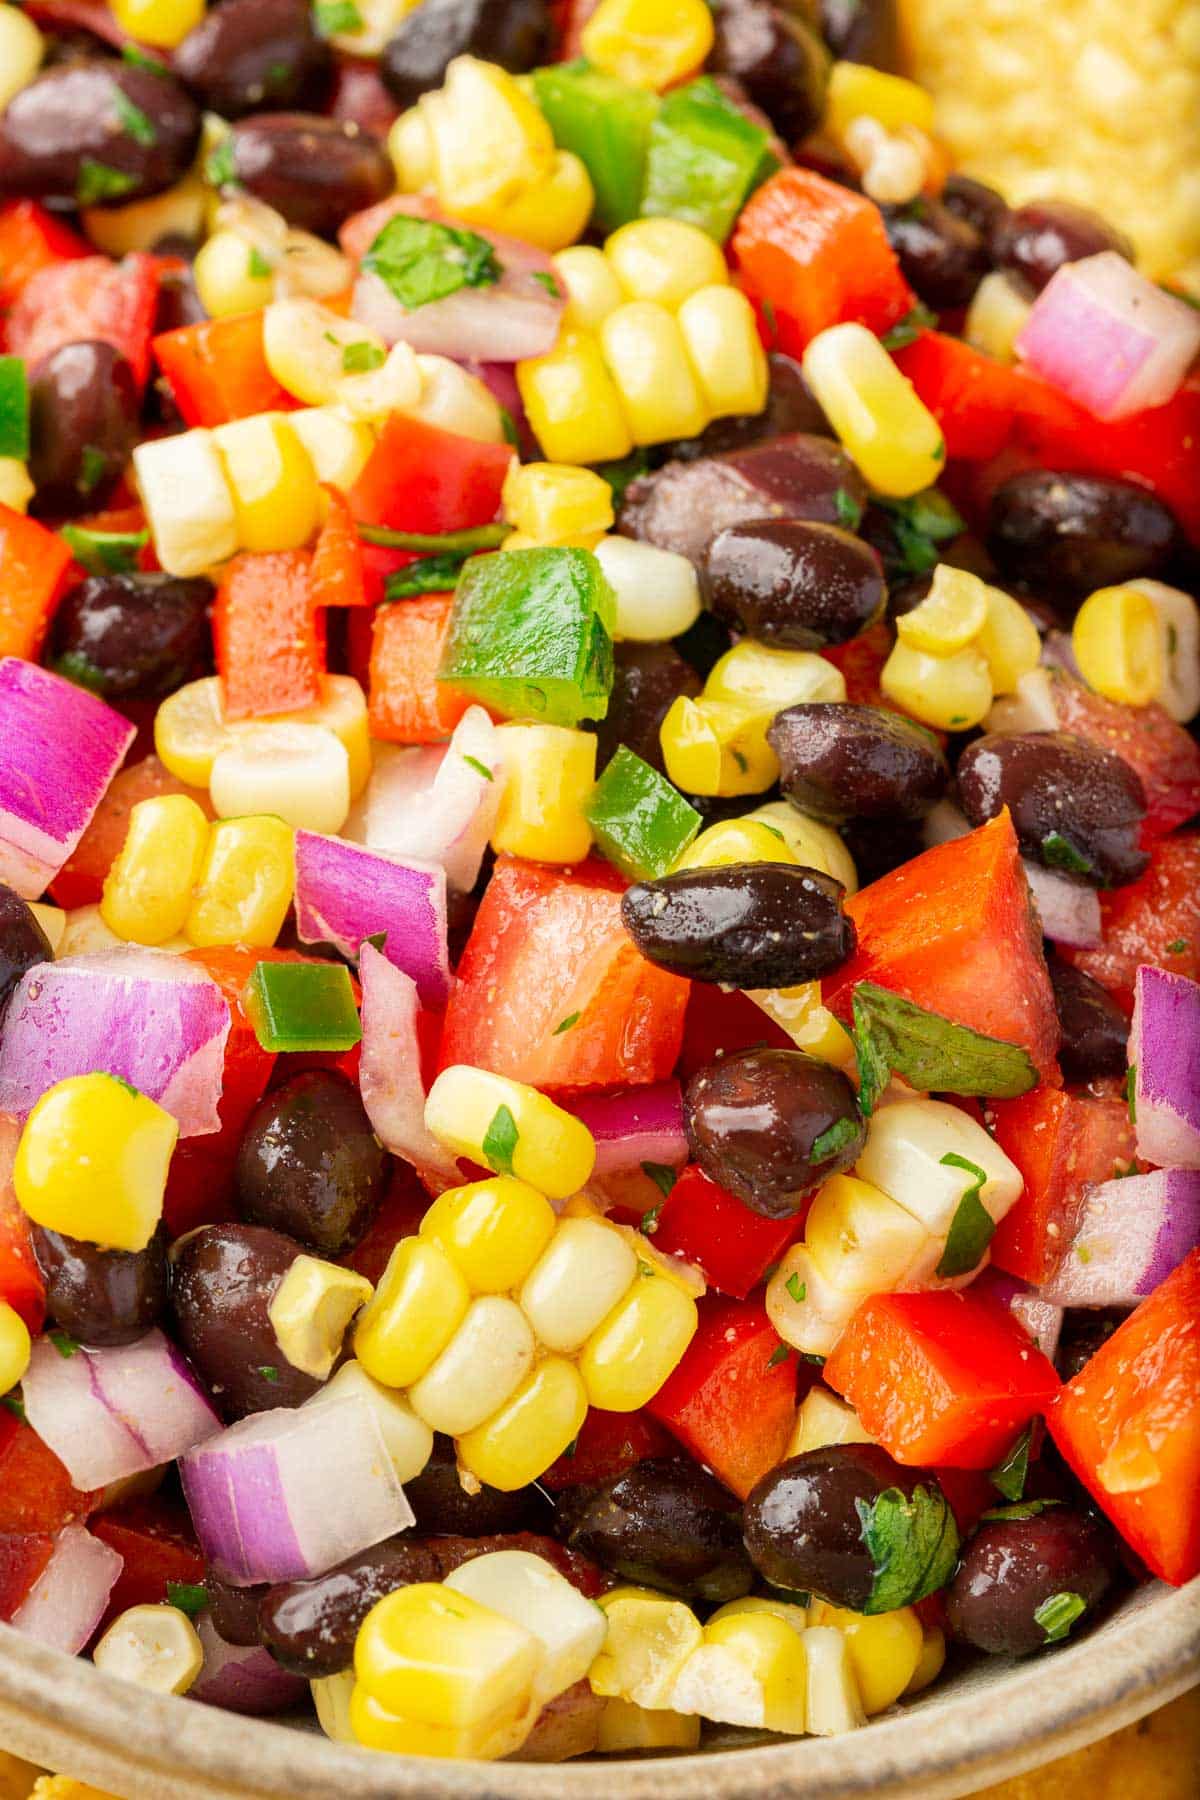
[593,535,701,642]
[338,341,425,423]
[310,1361,432,1485]
[803,1626,866,1736]
[288,407,377,493]
[263,298,388,408]
[133,429,238,578]
[193,228,275,318]
[267,1256,373,1381]
[745,801,859,893]
[312,1670,357,1743]
[409,354,507,444]
[209,723,351,835]
[766,1244,858,1358]
[444,1550,607,1702]
[518,1219,638,1353]
[1132,579,1200,721]
[407,1295,535,1436]
[805,1173,931,1294]
[93,1605,203,1696]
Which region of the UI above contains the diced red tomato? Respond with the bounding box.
[821,619,894,709]
[311,488,368,609]
[90,1495,206,1628]
[648,1165,801,1300]
[1051,678,1200,843]
[550,0,600,60]
[987,1088,1136,1284]
[439,857,690,1092]
[49,756,212,910]
[648,1295,799,1499]
[1049,1249,1200,1585]
[7,253,160,389]
[0,1530,56,1621]
[1060,835,1200,1014]
[152,311,298,429]
[539,1407,677,1492]
[0,201,90,315]
[0,1413,97,1535]
[348,415,512,535]
[368,594,477,744]
[893,332,1024,462]
[0,1115,45,1336]
[825,1289,1061,1469]
[732,169,915,356]
[0,505,75,662]
[213,549,326,720]
[676,983,792,1082]
[823,812,1061,1084]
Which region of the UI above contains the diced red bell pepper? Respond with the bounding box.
[0,1413,97,1534]
[348,414,512,535]
[368,593,477,744]
[824,1289,1061,1470]
[892,331,1024,462]
[648,1165,801,1301]
[676,983,792,1082]
[439,857,690,1092]
[0,505,75,662]
[934,1467,998,1536]
[152,310,298,429]
[1050,1249,1200,1585]
[0,1529,56,1621]
[731,169,914,356]
[0,1115,45,1336]
[89,1495,206,1628]
[7,253,160,389]
[539,1407,677,1492]
[311,488,368,610]
[648,1294,799,1499]
[1060,835,1200,1015]
[340,1161,430,1286]
[49,755,212,910]
[213,549,326,720]
[823,812,1061,1084]
[987,1088,1136,1284]
[820,618,894,710]
[1051,678,1200,844]
[0,200,89,315]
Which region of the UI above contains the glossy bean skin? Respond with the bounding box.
[404,1434,553,1537]
[206,1575,269,1647]
[1046,957,1131,1083]
[709,0,831,143]
[957,731,1148,888]
[987,472,1182,595]
[221,114,393,238]
[0,60,200,205]
[556,1459,753,1603]
[658,354,831,464]
[622,864,855,988]
[768,702,949,823]
[819,0,899,67]
[1054,1309,1126,1384]
[940,173,1007,242]
[380,0,552,108]
[989,198,1133,294]
[685,1047,864,1218]
[259,1537,444,1676]
[50,571,213,703]
[744,1445,934,1609]
[28,343,139,516]
[593,642,702,777]
[945,1509,1117,1656]
[174,0,332,119]
[883,197,990,310]
[236,1071,387,1257]
[170,1224,322,1420]
[701,519,885,650]
[30,1223,170,1348]
[0,885,51,1013]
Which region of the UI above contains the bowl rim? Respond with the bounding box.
[1,1579,1198,1800]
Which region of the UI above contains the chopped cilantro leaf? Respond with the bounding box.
[363,215,500,313]
[1041,831,1093,876]
[988,1424,1033,1503]
[553,1012,581,1035]
[766,1341,791,1369]
[481,1103,520,1176]
[851,981,1038,1117]
[1033,1590,1087,1643]
[856,1483,959,1615]
[461,753,494,782]
[785,1272,806,1304]
[641,1162,678,1200]
[248,246,273,280]
[936,1152,996,1278]
[112,88,157,147]
[313,0,363,34]
[812,1116,861,1163]
[76,159,138,206]
[50,1330,81,1359]
[166,1582,209,1618]
[342,340,386,374]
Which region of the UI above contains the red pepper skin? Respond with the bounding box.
[823,1290,1061,1470]
[648,1295,798,1500]
[649,1165,801,1301]
[340,1161,431,1287]
[0,504,75,662]
[311,488,368,610]
[348,415,512,535]
[439,857,689,1094]
[0,1530,56,1622]
[1052,678,1200,844]
[368,592,477,745]
[893,331,1023,462]
[153,311,298,429]
[539,1407,677,1493]
[0,1414,97,1535]
[820,618,894,710]
[0,200,89,314]
[823,812,1060,1086]
[676,982,792,1082]
[7,253,160,389]
[0,1117,45,1335]
[1050,1249,1200,1586]
[89,1495,207,1629]
[933,1467,998,1536]
[1059,835,1200,1015]
[213,548,326,720]
[987,1088,1136,1284]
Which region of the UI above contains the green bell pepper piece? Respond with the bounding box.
[585,747,702,880]
[59,523,150,575]
[244,961,363,1053]
[641,77,777,243]
[532,61,659,233]
[0,357,29,461]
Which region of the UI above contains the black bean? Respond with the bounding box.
[404,1434,553,1537]
[883,196,990,310]
[0,885,51,1015]
[50,570,213,702]
[989,199,1134,295]
[819,0,899,68]
[946,1509,1117,1656]
[235,1071,386,1257]
[593,641,702,776]
[671,611,734,684]
[622,864,855,988]
[685,1046,864,1218]
[957,731,1148,888]
[381,0,552,108]
[0,60,200,207]
[940,173,1007,242]
[206,1575,268,1647]
[174,0,331,118]
[1046,957,1131,1083]
[839,814,927,885]
[31,1223,170,1348]
[28,342,138,516]
[259,1537,443,1677]
[768,702,950,823]
[219,113,392,239]
[556,1459,753,1603]
[1054,1309,1128,1383]
[987,471,1182,595]
[702,519,884,650]
[709,0,831,142]
[657,354,831,464]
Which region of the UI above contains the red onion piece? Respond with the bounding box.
[0,658,135,899]
[365,706,503,893]
[22,1330,222,1491]
[1131,965,1200,1168]
[293,832,450,1007]
[0,949,231,1136]
[192,1612,308,1716]
[180,1393,415,1587]
[1023,864,1102,949]
[1040,1169,1200,1307]
[358,942,459,1177]
[567,1083,687,1176]
[10,1525,123,1654]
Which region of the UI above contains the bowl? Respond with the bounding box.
[1,1579,1197,1800]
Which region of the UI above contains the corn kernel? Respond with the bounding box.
[322,0,420,57]
[316,1361,432,1484]
[267,1256,373,1381]
[744,801,859,893]
[211,413,321,555]
[184,814,294,948]
[0,4,43,111]
[896,565,989,656]
[881,639,993,731]
[109,0,202,48]
[192,231,275,320]
[262,299,386,408]
[100,794,210,946]
[337,341,424,425]
[805,1172,931,1294]
[312,1671,356,1744]
[592,535,701,642]
[407,1295,535,1436]
[424,1066,597,1201]
[826,62,936,138]
[420,1178,557,1294]
[589,1592,704,1708]
[553,246,625,332]
[288,408,377,494]
[855,1096,1023,1270]
[445,1549,606,1701]
[457,1355,588,1492]
[677,286,769,421]
[28,903,65,955]
[154,675,370,796]
[503,462,614,545]
[0,1299,31,1397]
[491,723,596,864]
[596,1698,700,1752]
[659,695,778,797]
[600,303,708,445]
[0,459,34,513]
[518,328,634,466]
[133,429,239,580]
[92,1604,203,1696]
[578,1270,698,1412]
[387,107,435,193]
[807,1601,923,1716]
[489,150,595,253]
[904,1626,946,1697]
[976,587,1042,694]
[965,272,1033,366]
[672,1611,807,1733]
[209,723,351,836]
[355,1582,540,1729]
[518,1218,639,1353]
[582,0,715,91]
[350,1685,536,1760]
[605,219,728,310]
[1133,579,1200,723]
[706,640,848,714]
[14,1073,176,1253]
[749,984,857,1070]
[766,1244,857,1358]
[803,1625,866,1736]
[1072,583,1164,708]
[802,323,946,499]
[708,1595,810,1634]
[677,817,799,871]
[408,353,506,445]
[85,170,209,262]
[788,1386,872,1458]
[355,1239,471,1390]
[420,57,555,222]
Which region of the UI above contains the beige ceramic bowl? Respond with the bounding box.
[1,1579,1197,1799]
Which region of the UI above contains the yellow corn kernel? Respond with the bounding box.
[212,413,321,555]
[826,62,936,139]
[677,817,800,872]
[424,1066,597,1201]
[605,219,728,310]
[1073,583,1164,708]
[518,1217,639,1352]
[420,1178,556,1294]
[787,1386,872,1458]
[409,353,506,445]
[502,462,614,545]
[491,723,596,864]
[0,1299,31,1397]
[964,271,1032,366]
[421,57,555,222]
[133,429,238,580]
[350,1685,536,1760]
[805,1172,930,1295]
[154,675,370,796]
[266,1256,373,1381]
[14,1073,176,1252]
[489,150,594,253]
[596,1698,700,1752]
[354,1582,540,1730]
[192,230,275,320]
[355,1239,470,1390]
[599,303,708,445]
[208,723,351,836]
[443,1547,608,1702]
[673,1611,807,1734]
[578,1271,698,1412]
[312,1671,356,1744]
[29,903,65,954]
[262,299,387,409]
[518,328,634,466]
[582,0,715,90]
[904,1626,946,1697]
[749,984,857,1070]
[807,1601,923,1717]
[895,565,990,656]
[0,458,34,513]
[83,169,209,261]
[457,1355,589,1491]
[745,801,859,893]
[659,695,778,798]
[337,342,424,426]
[408,1295,535,1436]
[706,639,848,714]
[288,408,377,494]
[766,1243,857,1358]
[881,639,993,732]
[677,286,769,420]
[109,0,202,47]
[184,814,294,948]
[801,323,946,499]
[709,1596,809,1635]
[553,246,625,332]
[977,587,1042,695]
[0,4,42,111]
[589,1592,704,1708]
[387,107,435,193]
[100,794,210,946]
